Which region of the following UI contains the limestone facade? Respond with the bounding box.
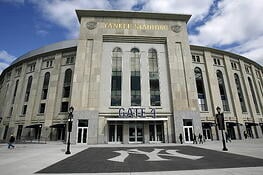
[0,10,262,144]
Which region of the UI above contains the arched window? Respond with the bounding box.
[248,77,259,113]
[62,69,72,98]
[194,67,208,111]
[12,80,19,104]
[258,80,263,97]
[111,47,122,106]
[234,74,247,112]
[148,48,160,106]
[25,76,33,102]
[131,48,141,106]
[217,70,229,111]
[41,72,50,100]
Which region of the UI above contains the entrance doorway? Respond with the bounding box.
[108,122,123,143]
[149,122,164,143]
[183,119,193,143]
[77,120,88,144]
[183,126,193,143]
[129,122,143,143]
[203,128,212,140]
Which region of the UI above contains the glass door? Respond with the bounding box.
[77,120,88,144]
[108,124,123,143]
[183,126,193,143]
[129,123,144,143]
[203,128,211,140]
[149,122,164,143]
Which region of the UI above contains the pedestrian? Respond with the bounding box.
[8,135,15,149]
[198,133,203,144]
[179,133,183,144]
[244,131,248,139]
[225,132,231,142]
[193,134,198,144]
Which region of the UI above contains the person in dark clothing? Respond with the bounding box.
[198,133,203,144]
[8,135,15,149]
[193,134,198,144]
[179,133,183,144]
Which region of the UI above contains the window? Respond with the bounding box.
[62,69,72,98]
[192,55,201,63]
[234,74,247,112]
[194,67,208,111]
[245,65,251,74]
[24,76,33,102]
[15,67,22,77]
[217,70,230,111]
[130,48,141,106]
[149,48,161,106]
[39,103,46,113]
[45,60,53,68]
[41,72,50,100]
[66,56,74,64]
[213,58,221,66]
[258,81,263,97]
[28,63,36,72]
[6,72,11,81]
[22,105,27,115]
[231,62,238,70]
[12,80,19,104]
[248,77,259,113]
[61,102,69,112]
[9,107,13,116]
[111,47,122,106]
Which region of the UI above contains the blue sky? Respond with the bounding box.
[0,0,262,74]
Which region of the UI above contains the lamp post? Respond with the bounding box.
[216,106,228,151]
[65,106,74,154]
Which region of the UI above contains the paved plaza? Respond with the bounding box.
[0,139,263,175]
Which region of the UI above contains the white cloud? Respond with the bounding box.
[0,50,16,75]
[230,36,263,65]
[143,0,214,22]
[0,50,16,63]
[0,62,10,75]
[189,0,263,65]
[29,0,112,38]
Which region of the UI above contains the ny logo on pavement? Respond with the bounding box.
[108,148,203,162]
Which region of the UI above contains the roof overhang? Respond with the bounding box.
[25,124,42,128]
[76,9,191,23]
[107,117,168,121]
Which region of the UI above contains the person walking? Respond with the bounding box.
[198,133,203,144]
[8,135,15,149]
[179,133,183,144]
[193,134,198,144]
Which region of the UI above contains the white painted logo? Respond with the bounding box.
[108,148,203,162]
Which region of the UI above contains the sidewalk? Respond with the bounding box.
[0,139,262,175]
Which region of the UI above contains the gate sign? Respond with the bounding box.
[118,107,156,118]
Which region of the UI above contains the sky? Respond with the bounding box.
[0,0,262,74]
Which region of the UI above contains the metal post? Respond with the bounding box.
[221,129,228,151]
[216,106,228,151]
[65,106,74,155]
[65,130,71,154]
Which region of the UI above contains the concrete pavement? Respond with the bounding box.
[0,139,263,175]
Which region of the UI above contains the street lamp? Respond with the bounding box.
[65,106,74,154]
[216,106,228,151]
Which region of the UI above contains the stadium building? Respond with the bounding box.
[0,10,262,144]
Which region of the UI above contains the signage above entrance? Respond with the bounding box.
[104,22,169,31]
[118,107,156,118]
